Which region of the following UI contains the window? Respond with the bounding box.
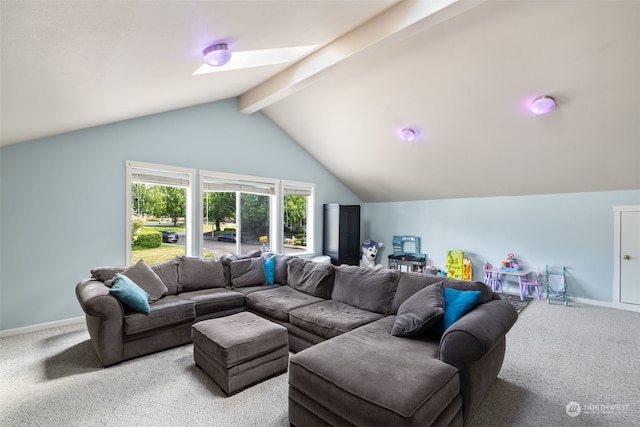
[126,163,315,261]
[200,171,277,257]
[126,161,195,265]
[199,172,315,257]
[282,180,314,255]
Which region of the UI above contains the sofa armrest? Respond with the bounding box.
[76,279,125,366]
[438,299,517,420]
[438,299,517,364]
[76,278,123,318]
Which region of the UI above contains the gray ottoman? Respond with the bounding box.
[192,311,289,395]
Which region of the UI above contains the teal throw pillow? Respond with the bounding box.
[109,273,151,314]
[433,287,481,334]
[263,256,275,285]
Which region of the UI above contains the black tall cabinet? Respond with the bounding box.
[323,204,361,266]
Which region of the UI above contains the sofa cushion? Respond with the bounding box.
[109,259,168,303]
[109,273,151,314]
[151,258,179,295]
[331,265,399,315]
[274,254,290,285]
[289,316,459,425]
[433,287,481,334]
[286,257,334,298]
[177,256,226,292]
[230,257,266,288]
[177,288,246,317]
[391,273,448,313]
[231,284,282,296]
[91,266,126,282]
[246,286,325,321]
[123,295,195,335]
[221,250,262,286]
[289,300,384,339]
[391,282,444,337]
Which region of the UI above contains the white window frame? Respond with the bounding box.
[199,170,280,255]
[198,171,316,256]
[281,179,315,256]
[125,163,316,261]
[125,160,196,264]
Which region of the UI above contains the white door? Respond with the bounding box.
[619,210,640,305]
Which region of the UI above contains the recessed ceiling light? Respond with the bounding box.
[193,45,317,75]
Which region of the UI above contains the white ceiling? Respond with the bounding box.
[2,0,639,202]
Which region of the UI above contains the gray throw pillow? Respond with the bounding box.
[91,266,126,283]
[391,282,445,337]
[274,254,290,285]
[392,273,447,313]
[220,250,262,286]
[331,265,399,315]
[286,257,334,298]
[230,257,266,288]
[177,256,226,292]
[106,259,168,303]
[150,258,179,295]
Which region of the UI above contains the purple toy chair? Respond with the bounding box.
[483,262,503,293]
[520,267,542,300]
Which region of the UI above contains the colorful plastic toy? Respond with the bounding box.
[446,250,465,280]
[501,253,523,272]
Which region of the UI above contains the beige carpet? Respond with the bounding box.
[0,325,290,426]
[1,301,639,426]
[469,300,640,427]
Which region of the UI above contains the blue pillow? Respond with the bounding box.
[433,287,481,334]
[263,256,275,285]
[109,273,151,314]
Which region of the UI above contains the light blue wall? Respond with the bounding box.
[363,190,640,302]
[0,99,360,331]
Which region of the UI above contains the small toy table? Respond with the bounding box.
[489,269,532,301]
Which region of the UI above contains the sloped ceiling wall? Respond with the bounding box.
[2,1,639,202]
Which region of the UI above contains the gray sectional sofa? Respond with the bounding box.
[75,250,274,366]
[76,252,517,426]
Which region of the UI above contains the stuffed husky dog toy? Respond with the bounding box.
[360,239,383,269]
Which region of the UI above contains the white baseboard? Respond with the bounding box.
[566,297,640,312]
[500,284,640,312]
[0,316,85,339]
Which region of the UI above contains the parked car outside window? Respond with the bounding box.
[217,233,236,243]
[161,230,179,243]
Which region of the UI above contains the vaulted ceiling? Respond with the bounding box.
[2,0,639,202]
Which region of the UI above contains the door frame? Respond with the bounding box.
[612,205,640,312]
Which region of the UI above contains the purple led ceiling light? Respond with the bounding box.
[530,96,556,115]
[203,43,231,67]
[400,128,416,142]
